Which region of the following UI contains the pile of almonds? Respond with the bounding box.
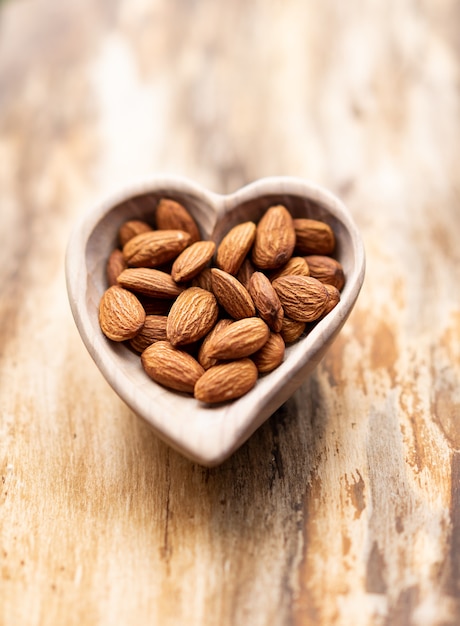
[98,198,345,404]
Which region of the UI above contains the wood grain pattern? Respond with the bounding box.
[1,0,459,624]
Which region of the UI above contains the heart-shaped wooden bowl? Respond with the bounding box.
[66,176,365,466]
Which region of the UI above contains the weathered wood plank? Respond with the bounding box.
[1,0,459,624]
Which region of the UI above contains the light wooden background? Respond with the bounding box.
[1,0,459,624]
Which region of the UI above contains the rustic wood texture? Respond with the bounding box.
[0,0,459,624]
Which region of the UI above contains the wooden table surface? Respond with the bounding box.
[1,1,459,624]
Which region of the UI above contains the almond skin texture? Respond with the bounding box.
[141,341,204,393]
[322,283,341,315]
[194,359,258,404]
[171,240,216,283]
[280,318,306,344]
[155,198,201,243]
[99,285,145,342]
[122,230,191,267]
[207,317,270,360]
[216,221,257,275]
[248,271,284,332]
[197,318,233,370]
[129,315,168,353]
[210,268,256,319]
[270,256,310,281]
[272,275,330,322]
[118,219,152,247]
[252,332,285,373]
[293,218,336,255]
[252,205,296,269]
[167,287,219,346]
[236,257,256,291]
[117,268,184,298]
[191,267,214,291]
[304,255,345,290]
[106,248,127,286]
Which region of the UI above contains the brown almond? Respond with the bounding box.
[167,287,219,346]
[304,255,345,290]
[171,241,216,283]
[252,332,285,373]
[118,220,152,247]
[236,257,256,291]
[191,267,214,291]
[216,221,257,275]
[155,198,201,243]
[280,318,306,344]
[197,318,233,370]
[99,285,145,342]
[129,315,168,353]
[252,205,296,269]
[194,359,258,404]
[270,257,310,281]
[122,230,191,267]
[106,248,127,286]
[207,317,269,360]
[272,275,330,322]
[210,268,256,319]
[141,341,204,393]
[248,271,284,332]
[117,268,183,299]
[293,218,335,255]
[322,284,341,315]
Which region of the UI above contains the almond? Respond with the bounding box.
[280,318,306,344]
[248,271,284,332]
[118,219,152,247]
[99,285,145,342]
[304,255,345,290]
[167,287,219,346]
[216,221,256,275]
[106,248,127,286]
[272,275,330,322]
[141,341,204,393]
[207,317,269,360]
[210,268,256,319]
[270,256,310,281]
[129,315,168,353]
[194,359,258,404]
[99,201,343,405]
[155,198,201,243]
[122,230,191,267]
[171,240,216,283]
[293,218,335,255]
[191,267,214,291]
[252,332,285,373]
[252,205,296,269]
[117,268,184,298]
[197,318,233,370]
[236,257,256,291]
[322,283,341,315]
